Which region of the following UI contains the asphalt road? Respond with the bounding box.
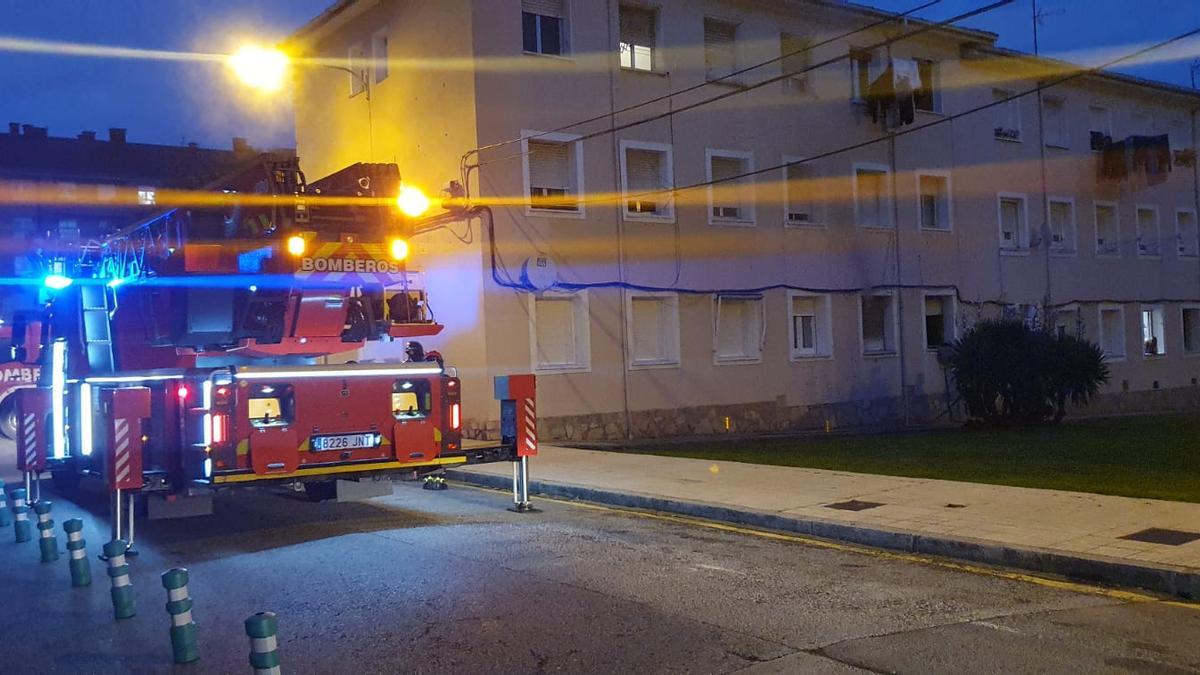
[0,441,1198,674]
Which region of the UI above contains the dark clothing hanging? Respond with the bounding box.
[864,59,919,130]
[1099,134,1171,184]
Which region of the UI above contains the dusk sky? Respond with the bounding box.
[1,0,1197,151]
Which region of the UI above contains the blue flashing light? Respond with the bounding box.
[106,277,127,288]
[44,274,74,290]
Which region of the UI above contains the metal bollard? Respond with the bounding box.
[103,539,136,619]
[0,480,11,528]
[11,488,32,543]
[63,519,91,587]
[161,568,200,664]
[245,612,281,675]
[34,501,59,563]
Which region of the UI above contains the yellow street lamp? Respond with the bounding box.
[228,45,290,93]
[396,186,431,218]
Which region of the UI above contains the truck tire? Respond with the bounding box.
[0,397,17,440]
[303,480,337,502]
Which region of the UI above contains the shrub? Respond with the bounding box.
[950,319,1110,425]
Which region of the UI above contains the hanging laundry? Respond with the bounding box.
[1100,138,1128,181]
[1130,134,1172,185]
[864,58,922,130]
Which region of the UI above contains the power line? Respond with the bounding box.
[463,0,946,159]
[481,20,1200,305]
[566,0,1014,148]
[614,21,1200,210]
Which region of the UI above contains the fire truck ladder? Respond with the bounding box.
[80,284,116,373]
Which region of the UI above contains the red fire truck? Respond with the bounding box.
[10,155,536,541]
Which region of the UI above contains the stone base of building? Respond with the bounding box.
[462,384,1200,443]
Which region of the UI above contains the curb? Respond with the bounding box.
[446,468,1199,601]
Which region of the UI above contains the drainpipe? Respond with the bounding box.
[605,0,633,440]
[888,133,910,426]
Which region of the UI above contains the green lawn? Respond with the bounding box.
[609,414,1200,503]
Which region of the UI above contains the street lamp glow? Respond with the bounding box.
[396,186,431,218]
[229,45,289,93]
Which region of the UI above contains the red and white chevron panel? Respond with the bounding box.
[518,398,538,457]
[14,388,49,472]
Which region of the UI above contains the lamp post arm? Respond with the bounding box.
[322,64,370,101]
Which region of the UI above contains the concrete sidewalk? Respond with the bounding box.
[448,445,1200,599]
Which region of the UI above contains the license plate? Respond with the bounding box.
[311,433,380,452]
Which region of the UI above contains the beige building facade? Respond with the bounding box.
[289,0,1200,440]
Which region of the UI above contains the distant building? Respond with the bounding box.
[0,124,263,315]
[289,0,1200,440]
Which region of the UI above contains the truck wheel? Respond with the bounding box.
[303,480,337,502]
[0,397,17,440]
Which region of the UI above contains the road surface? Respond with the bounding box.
[0,441,1197,673]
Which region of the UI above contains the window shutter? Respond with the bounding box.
[710,156,742,183]
[924,297,943,316]
[620,7,655,46]
[704,19,736,78]
[523,0,562,17]
[535,297,575,366]
[529,141,570,190]
[627,149,662,193]
[780,33,811,77]
[631,297,665,362]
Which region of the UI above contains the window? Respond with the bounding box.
[1094,202,1119,256]
[627,293,680,367]
[619,6,656,71]
[1099,305,1126,358]
[913,60,940,113]
[714,295,763,363]
[372,31,389,83]
[1182,307,1200,354]
[1088,104,1111,151]
[788,292,832,359]
[923,293,956,349]
[707,150,754,224]
[993,89,1020,141]
[783,158,821,227]
[1047,198,1076,253]
[347,43,367,96]
[136,187,156,206]
[853,164,891,229]
[1053,306,1080,338]
[1141,305,1166,356]
[392,379,432,419]
[1176,209,1198,257]
[997,193,1028,251]
[849,49,872,101]
[531,292,590,372]
[248,384,295,428]
[1043,97,1068,148]
[917,172,951,231]
[523,0,565,56]
[620,141,673,220]
[780,33,812,93]
[57,219,79,244]
[1169,119,1189,151]
[1136,206,1160,257]
[523,131,583,215]
[860,293,896,355]
[704,18,737,81]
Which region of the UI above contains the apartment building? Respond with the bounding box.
[288,0,1200,440]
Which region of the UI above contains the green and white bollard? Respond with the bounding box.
[245,612,281,674]
[63,519,91,587]
[103,539,136,619]
[34,500,59,563]
[0,480,12,528]
[161,568,200,664]
[11,488,32,543]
